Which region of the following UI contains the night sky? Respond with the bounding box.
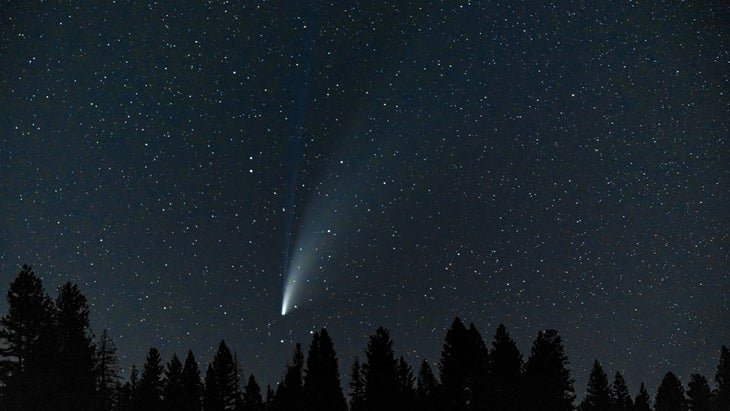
[1,1,728,397]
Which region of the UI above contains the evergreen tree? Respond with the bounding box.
[686,373,711,411]
[348,357,366,411]
[302,328,347,411]
[717,346,730,411]
[242,374,263,411]
[0,264,56,410]
[580,360,611,411]
[55,282,97,411]
[95,329,120,411]
[204,364,223,411]
[524,329,575,411]
[275,342,305,410]
[438,317,470,410]
[610,372,632,411]
[467,322,491,410]
[363,326,400,410]
[116,365,139,411]
[490,323,523,411]
[264,385,275,410]
[138,348,165,411]
[211,340,239,410]
[416,359,438,411]
[163,353,184,411]
[632,382,651,411]
[655,372,684,411]
[181,351,203,411]
[396,355,416,409]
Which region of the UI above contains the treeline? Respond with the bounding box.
[0,265,728,410]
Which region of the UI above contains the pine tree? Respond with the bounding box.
[138,348,165,410]
[204,364,223,411]
[655,372,684,411]
[181,351,203,411]
[163,353,184,411]
[0,264,56,410]
[275,342,305,410]
[524,329,575,411]
[95,329,120,411]
[396,356,416,409]
[717,346,730,411]
[242,374,264,411]
[610,372,632,411]
[580,360,611,411]
[302,328,347,411]
[686,373,712,411]
[363,326,400,410]
[490,323,523,411]
[211,340,239,410]
[116,365,139,411]
[632,382,651,411]
[416,359,438,411]
[438,318,490,410]
[348,357,366,411]
[55,282,97,411]
[438,317,470,410]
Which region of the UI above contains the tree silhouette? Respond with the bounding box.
[717,346,730,411]
[0,264,56,409]
[302,328,347,411]
[210,340,240,410]
[655,372,684,411]
[348,357,366,411]
[163,353,184,411]
[686,373,711,411]
[632,382,651,411]
[524,329,575,411]
[117,365,140,411]
[95,329,121,411]
[55,282,97,411]
[580,359,611,411]
[204,364,223,411]
[138,348,165,410]
[490,323,523,411]
[416,359,438,411]
[363,326,399,410]
[181,350,203,411]
[396,355,416,409]
[275,342,305,410]
[609,371,632,411]
[242,374,263,411]
[438,317,472,410]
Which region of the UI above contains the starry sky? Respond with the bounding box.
[1,0,728,397]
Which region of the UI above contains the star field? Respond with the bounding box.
[1,1,728,396]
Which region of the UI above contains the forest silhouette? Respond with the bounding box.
[1,265,728,410]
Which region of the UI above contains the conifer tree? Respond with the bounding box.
[242,374,263,411]
[416,359,438,411]
[438,318,490,410]
[275,342,305,410]
[303,328,347,411]
[632,382,651,411]
[717,346,730,411]
[363,326,400,410]
[0,264,56,410]
[95,329,120,411]
[163,353,184,411]
[181,351,203,411]
[348,357,366,411]
[610,371,632,411]
[580,360,611,411]
[655,372,684,411]
[211,340,239,410]
[55,282,97,411]
[686,373,711,411]
[396,355,416,409]
[490,323,523,411]
[138,348,165,410]
[524,329,575,411]
[204,364,223,411]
